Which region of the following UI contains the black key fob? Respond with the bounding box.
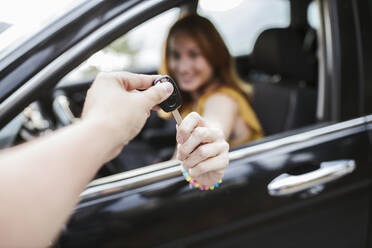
[153,75,182,112]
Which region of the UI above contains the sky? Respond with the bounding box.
[0,0,83,53]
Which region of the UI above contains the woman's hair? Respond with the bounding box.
[159,14,252,108]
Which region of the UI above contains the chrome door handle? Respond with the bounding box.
[268,159,355,196]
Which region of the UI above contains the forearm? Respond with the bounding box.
[0,120,118,247]
[0,71,171,247]
[203,94,239,140]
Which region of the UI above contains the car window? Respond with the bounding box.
[64,0,291,82]
[63,8,180,83]
[197,0,290,56]
[3,1,322,178]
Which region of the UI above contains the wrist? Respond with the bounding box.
[80,118,129,159]
[181,166,222,190]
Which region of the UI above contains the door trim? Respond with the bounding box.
[81,115,370,201]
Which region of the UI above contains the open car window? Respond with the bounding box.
[63,0,320,175]
[63,8,180,83]
[1,0,322,180]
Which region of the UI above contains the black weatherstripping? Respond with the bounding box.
[353,0,372,115]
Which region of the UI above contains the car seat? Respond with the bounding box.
[249,27,318,135]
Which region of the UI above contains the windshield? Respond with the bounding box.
[0,0,84,59]
[198,0,290,56]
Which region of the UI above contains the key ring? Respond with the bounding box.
[181,166,222,191]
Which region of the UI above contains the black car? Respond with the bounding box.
[0,0,371,247]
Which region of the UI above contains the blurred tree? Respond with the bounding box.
[103,35,141,67]
[82,65,99,77]
[81,34,142,77]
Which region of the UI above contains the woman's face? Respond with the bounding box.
[168,32,213,92]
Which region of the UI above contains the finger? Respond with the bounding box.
[177,127,217,161]
[188,153,228,178]
[176,112,206,144]
[96,71,160,91]
[182,141,229,170]
[152,106,161,111]
[139,81,174,109]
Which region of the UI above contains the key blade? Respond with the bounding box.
[171,109,182,125]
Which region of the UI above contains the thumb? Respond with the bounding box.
[140,81,174,109]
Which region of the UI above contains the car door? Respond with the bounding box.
[0,0,371,248]
[56,1,371,247]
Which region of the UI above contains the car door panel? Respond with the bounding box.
[58,117,371,247]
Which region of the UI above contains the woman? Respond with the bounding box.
[160,14,263,147]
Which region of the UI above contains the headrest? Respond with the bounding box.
[252,28,317,84]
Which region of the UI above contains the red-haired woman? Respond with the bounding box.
[160,14,263,188]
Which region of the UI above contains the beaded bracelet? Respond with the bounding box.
[181,166,222,191]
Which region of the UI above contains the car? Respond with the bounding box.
[0,0,371,247]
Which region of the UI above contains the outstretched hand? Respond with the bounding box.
[176,112,229,187]
[82,72,174,161]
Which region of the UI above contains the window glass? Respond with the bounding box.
[197,0,290,56]
[63,8,180,83]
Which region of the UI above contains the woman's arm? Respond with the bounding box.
[201,93,241,139]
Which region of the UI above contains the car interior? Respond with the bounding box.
[0,0,320,179]
[238,1,318,136]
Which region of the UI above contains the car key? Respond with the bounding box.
[153,75,183,125]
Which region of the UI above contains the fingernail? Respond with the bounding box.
[161,82,173,94]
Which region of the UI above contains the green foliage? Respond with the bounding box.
[81,34,142,77]
[103,35,141,67]
[81,65,99,77]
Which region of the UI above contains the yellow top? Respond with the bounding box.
[159,86,264,147]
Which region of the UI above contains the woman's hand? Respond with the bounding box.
[176,112,229,187]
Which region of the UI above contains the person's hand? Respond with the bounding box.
[176,112,229,187]
[81,72,173,160]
